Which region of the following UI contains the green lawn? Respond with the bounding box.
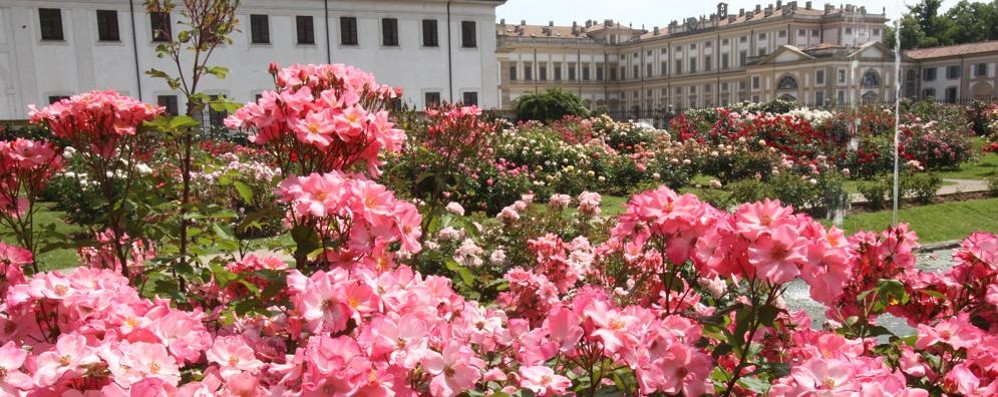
[937,150,998,181]
[0,204,81,271]
[825,198,998,243]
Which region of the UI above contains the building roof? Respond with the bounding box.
[905,41,998,60]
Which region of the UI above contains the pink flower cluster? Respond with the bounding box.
[0,139,61,217]
[0,242,31,296]
[28,90,162,158]
[277,171,422,265]
[78,229,157,276]
[610,187,854,304]
[225,64,404,176]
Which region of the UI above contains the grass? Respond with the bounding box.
[0,204,81,271]
[824,198,998,243]
[937,150,998,181]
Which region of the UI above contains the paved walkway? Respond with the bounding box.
[850,178,990,204]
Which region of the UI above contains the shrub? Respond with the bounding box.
[857,176,891,210]
[514,88,590,123]
[989,175,998,197]
[901,171,943,204]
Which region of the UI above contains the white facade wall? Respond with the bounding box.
[0,0,503,119]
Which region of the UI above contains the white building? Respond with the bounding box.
[0,0,504,120]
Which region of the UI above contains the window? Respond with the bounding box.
[922,88,936,99]
[39,8,63,41]
[705,55,712,71]
[721,53,729,69]
[757,49,766,56]
[608,66,615,81]
[758,33,766,40]
[96,10,120,42]
[382,18,399,46]
[777,75,798,90]
[424,92,441,107]
[815,91,825,105]
[250,15,269,44]
[645,64,651,78]
[207,95,227,127]
[539,64,547,81]
[150,12,171,42]
[461,21,477,48]
[620,66,625,80]
[945,87,958,103]
[633,65,639,79]
[812,29,819,36]
[554,63,563,81]
[812,70,824,85]
[946,65,961,80]
[778,30,787,38]
[923,68,937,81]
[583,65,591,81]
[722,38,729,45]
[739,51,747,66]
[661,61,668,76]
[976,63,988,77]
[462,92,478,106]
[596,64,604,81]
[690,43,697,50]
[740,36,747,43]
[508,65,517,81]
[675,60,682,74]
[523,63,532,81]
[340,17,358,45]
[873,29,880,35]
[568,64,576,80]
[48,96,70,104]
[158,95,179,116]
[739,81,746,90]
[798,29,807,36]
[845,27,853,35]
[296,16,315,44]
[837,90,845,104]
[838,69,847,84]
[422,19,439,47]
[752,76,760,90]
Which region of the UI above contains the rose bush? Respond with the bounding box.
[2,65,997,397]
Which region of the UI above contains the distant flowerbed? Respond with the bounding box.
[1,64,997,396]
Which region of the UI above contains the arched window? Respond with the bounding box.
[861,69,880,88]
[777,75,798,90]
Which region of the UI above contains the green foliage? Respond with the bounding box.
[901,171,943,204]
[893,0,998,49]
[988,175,998,197]
[858,176,891,210]
[514,89,590,123]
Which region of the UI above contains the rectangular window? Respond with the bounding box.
[946,65,961,79]
[382,18,399,46]
[722,38,729,45]
[424,92,441,108]
[740,36,747,43]
[845,27,853,34]
[923,68,937,81]
[422,19,439,47]
[608,66,616,81]
[157,95,179,116]
[689,58,697,73]
[596,64,604,81]
[778,30,787,38]
[813,29,819,36]
[798,29,807,36]
[462,92,478,106]
[568,64,576,80]
[207,95,227,127]
[838,69,847,84]
[620,66,626,80]
[633,65,639,79]
[739,51,747,66]
[837,90,845,104]
[675,60,682,74]
[945,87,958,103]
[539,64,547,81]
[815,91,825,105]
[296,16,315,44]
[661,61,668,76]
[523,63,532,81]
[96,10,119,42]
[976,63,988,77]
[555,63,563,81]
[583,65,591,81]
[151,12,171,42]
[39,8,63,41]
[705,55,712,71]
[816,70,825,85]
[509,65,517,81]
[250,15,269,44]
[340,17,358,45]
[461,21,477,48]
[752,76,760,89]
[721,53,729,69]
[758,33,766,40]
[645,64,651,78]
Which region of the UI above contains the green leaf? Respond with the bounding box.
[444,259,476,287]
[168,115,200,130]
[205,66,229,79]
[737,376,770,394]
[757,304,781,327]
[233,181,254,204]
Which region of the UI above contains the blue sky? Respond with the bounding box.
[496,0,962,28]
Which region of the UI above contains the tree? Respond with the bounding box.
[145,0,240,284]
[894,0,998,49]
[514,89,590,123]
